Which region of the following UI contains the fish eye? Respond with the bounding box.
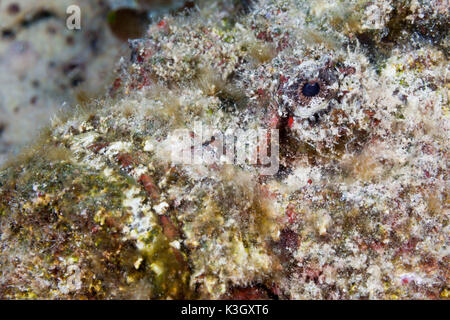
[301,82,320,97]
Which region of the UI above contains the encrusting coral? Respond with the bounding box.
[0,0,448,299]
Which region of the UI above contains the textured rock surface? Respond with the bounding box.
[0,0,191,166]
[0,0,448,299]
[0,0,126,166]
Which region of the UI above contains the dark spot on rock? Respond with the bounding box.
[86,31,100,54]
[107,9,149,42]
[159,215,179,241]
[271,228,299,269]
[138,174,160,200]
[279,228,299,251]
[30,96,38,105]
[236,0,253,14]
[301,82,320,97]
[427,83,438,91]
[21,10,55,28]
[66,36,75,46]
[275,164,292,180]
[355,32,380,65]
[62,62,80,74]
[7,3,20,15]
[87,142,109,154]
[0,123,5,137]
[116,153,137,170]
[2,29,15,39]
[345,66,356,75]
[176,0,196,14]
[47,25,57,35]
[71,77,84,87]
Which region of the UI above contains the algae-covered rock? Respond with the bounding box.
[0,0,448,299]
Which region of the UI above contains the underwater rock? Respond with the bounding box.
[0,0,448,299]
[0,0,194,166]
[0,0,125,166]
